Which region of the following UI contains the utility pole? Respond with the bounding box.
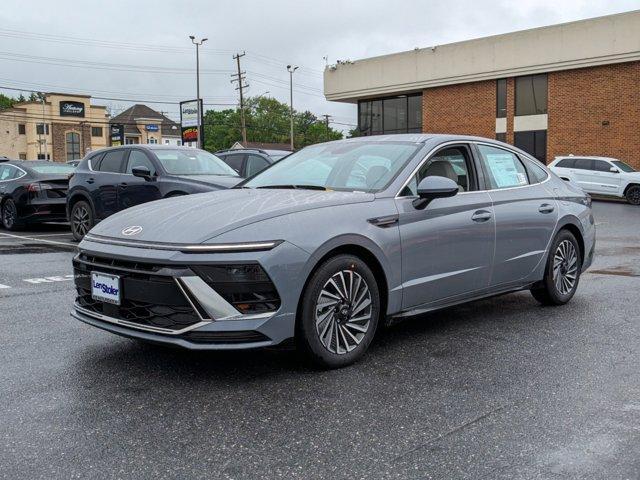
[189,35,208,149]
[287,65,298,151]
[322,114,331,141]
[40,93,48,160]
[231,52,248,144]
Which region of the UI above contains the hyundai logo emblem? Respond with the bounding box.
[121,225,143,236]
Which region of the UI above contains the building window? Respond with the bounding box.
[37,154,51,160]
[148,137,158,144]
[357,94,422,135]
[514,130,547,163]
[496,132,506,142]
[36,123,50,135]
[91,127,103,137]
[66,132,81,160]
[164,139,170,144]
[496,79,507,118]
[515,74,547,116]
[18,124,26,135]
[177,140,182,146]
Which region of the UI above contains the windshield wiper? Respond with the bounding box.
[255,184,327,191]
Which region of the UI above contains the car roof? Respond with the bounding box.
[554,155,618,161]
[85,145,204,157]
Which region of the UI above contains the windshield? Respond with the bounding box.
[244,141,421,192]
[155,149,239,176]
[612,160,636,173]
[30,164,76,174]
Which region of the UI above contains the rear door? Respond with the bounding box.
[475,143,558,287]
[569,158,596,193]
[117,149,162,211]
[92,149,127,219]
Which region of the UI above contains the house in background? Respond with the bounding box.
[109,104,182,147]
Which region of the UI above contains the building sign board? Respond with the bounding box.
[59,101,85,117]
[110,124,125,146]
[180,99,203,144]
[145,124,159,132]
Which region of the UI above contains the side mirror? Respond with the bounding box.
[131,166,154,181]
[413,176,459,210]
[609,166,619,173]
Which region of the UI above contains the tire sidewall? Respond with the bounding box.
[626,186,640,205]
[298,254,380,368]
[71,201,93,241]
[544,230,582,304]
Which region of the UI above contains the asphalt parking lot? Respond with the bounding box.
[1,201,639,479]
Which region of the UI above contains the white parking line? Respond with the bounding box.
[23,274,74,284]
[16,232,73,238]
[0,283,10,289]
[0,232,76,247]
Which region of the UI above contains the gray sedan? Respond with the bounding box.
[71,134,595,368]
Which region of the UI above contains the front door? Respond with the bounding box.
[117,149,162,211]
[396,144,495,309]
[592,159,622,196]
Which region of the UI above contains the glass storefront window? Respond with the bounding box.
[358,94,422,136]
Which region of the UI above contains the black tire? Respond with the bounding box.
[531,230,582,306]
[70,200,94,241]
[625,185,640,205]
[297,254,380,368]
[1,199,23,231]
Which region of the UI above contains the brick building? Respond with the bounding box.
[324,10,640,168]
[0,93,109,161]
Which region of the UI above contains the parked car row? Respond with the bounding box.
[0,146,288,235]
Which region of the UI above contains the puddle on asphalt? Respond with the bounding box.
[0,243,75,255]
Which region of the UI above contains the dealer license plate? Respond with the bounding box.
[91,272,121,306]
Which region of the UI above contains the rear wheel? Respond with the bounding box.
[531,230,582,306]
[1,199,22,231]
[625,185,640,205]
[70,200,94,241]
[297,254,380,368]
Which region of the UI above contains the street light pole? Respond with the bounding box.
[190,36,207,149]
[287,65,298,151]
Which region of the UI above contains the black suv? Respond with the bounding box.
[215,148,290,177]
[66,145,241,240]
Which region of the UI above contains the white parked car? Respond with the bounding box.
[549,156,640,205]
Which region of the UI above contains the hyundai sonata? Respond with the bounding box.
[72,135,595,368]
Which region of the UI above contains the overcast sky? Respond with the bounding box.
[1,0,639,132]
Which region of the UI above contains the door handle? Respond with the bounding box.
[471,210,492,222]
[87,177,95,184]
[538,203,555,214]
[119,182,128,189]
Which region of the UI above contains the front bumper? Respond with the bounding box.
[72,237,310,349]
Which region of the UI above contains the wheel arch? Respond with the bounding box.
[66,191,94,220]
[295,238,392,334]
[555,216,585,264]
[623,182,640,196]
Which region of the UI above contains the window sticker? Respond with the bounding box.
[485,154,527,188]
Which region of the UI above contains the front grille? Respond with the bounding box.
[74,254,201,331]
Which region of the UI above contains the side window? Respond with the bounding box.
[556,158,575,168]
[98,150,126,173]
[89,153,105,170]
[400,146,474,196]
[593,160,612,172]
[246,154,270,177]
[126,150,156,175]
[477,144,529,189]
[223,154,245,174]
[525,159,549,183]
[0,165,12,180]
[573,158,594,171]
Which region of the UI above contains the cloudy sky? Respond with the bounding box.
[1,0,639,132]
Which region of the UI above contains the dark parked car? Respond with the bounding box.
[215,148,290,177]
[0,159,75,230]
[66,145,241,241]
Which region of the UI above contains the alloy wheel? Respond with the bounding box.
[3,201,16,228]
[627,187,640,205]
[315,269,372,355]
[552,239,578,295]
[72,205,90,236]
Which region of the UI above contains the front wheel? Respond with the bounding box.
[531,230,582,306]
[70,200,94,241]
[1,199,22,230]
[297,254,380,368]
[625,185,640,205]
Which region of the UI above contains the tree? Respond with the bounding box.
[0,93,15,110]
[201,96,343,152]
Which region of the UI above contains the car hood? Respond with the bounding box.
[87,188,375,244]
[167,174,243,189]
